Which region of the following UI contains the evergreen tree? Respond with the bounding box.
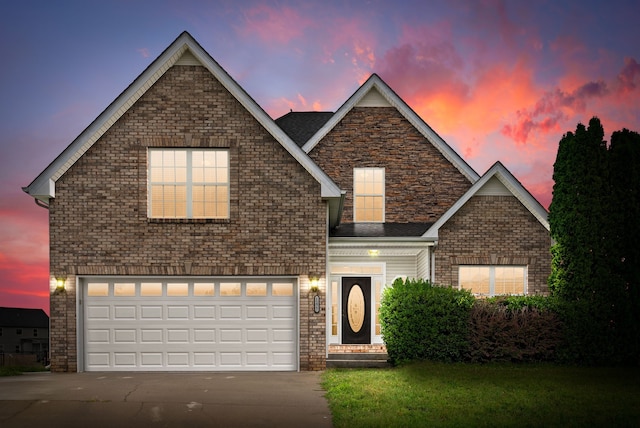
[608,129,640,361]
[549,119,640,365]
[548,118,608,300]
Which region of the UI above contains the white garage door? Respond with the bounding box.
[81,278,297,371]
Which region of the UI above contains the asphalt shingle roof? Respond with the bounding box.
[330,222,433,238]
[0,307,49,328]
[275,111,334,147]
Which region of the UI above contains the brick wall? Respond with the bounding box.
[434,195,551,294]
[49,65,327,371]
[308,107,472,224]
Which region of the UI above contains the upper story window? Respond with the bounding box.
[459,266,527,297]
[354,167,385,222]
[148,149,229,219]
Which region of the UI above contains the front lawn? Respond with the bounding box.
[322,361,640,427]
[0,365,48,376]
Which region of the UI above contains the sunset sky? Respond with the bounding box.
[1,0,639,314]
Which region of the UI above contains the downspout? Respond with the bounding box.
[35,198,50,210]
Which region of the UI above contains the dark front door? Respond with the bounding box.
[341,277,371,344]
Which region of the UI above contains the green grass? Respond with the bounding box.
[322,361,640,427]
[0,365,48,376]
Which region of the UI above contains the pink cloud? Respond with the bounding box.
[501,59,636,145]
[0,194,49,313]
[616,57,640,95]
[236,4,313,45]
[137,47,150,58]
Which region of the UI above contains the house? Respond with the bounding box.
[0,307,49,363]
[23,32,551,372]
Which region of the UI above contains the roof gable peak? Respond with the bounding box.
[23,32,342,203]
[302,74,479,182]
[423,161,549,240]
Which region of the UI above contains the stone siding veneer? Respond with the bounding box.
[308,107,473,224]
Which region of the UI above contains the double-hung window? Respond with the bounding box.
[459,266,526,296]
[354,167,385,222]
[148,149,229,219]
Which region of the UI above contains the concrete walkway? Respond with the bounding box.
[0,371,333,427]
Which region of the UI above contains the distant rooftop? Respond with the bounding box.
[0,307,49,328]
[275,111,334,147]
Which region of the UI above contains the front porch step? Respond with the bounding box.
[326,353,391,369]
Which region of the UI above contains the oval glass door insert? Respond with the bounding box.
[347,284,365,333]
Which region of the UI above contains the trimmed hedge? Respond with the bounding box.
[379,278,474,364]
[380,282,565,365]
[466,298,563,363]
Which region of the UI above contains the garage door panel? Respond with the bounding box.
[114,329,136,343]
[87,305,110,320]
[220,352,242,366]
[246,305,268,319]
[220,306,242,319]
[194,353,216,366]
[114,306,136,319]
[141,306,163,319]
[219,328,242,343]
[141,329,163,343]
[88,353,110,367]
[273,329,295,343]
[167,353,190,366]
[167,329,189,343]
[87,329,110,343]
[167,305,189,319]
[194,306,216,319]
[272,305,295,319]
[83,278,298,371]
[194,329,216,343]
[114,353,136,367]
[141,353,163,367]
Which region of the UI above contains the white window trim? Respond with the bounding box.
[458,265,528,297]
[353,167,385,223]
[148,148,230,219]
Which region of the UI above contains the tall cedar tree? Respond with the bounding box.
[608,129,640,360]
[550,119,640,364]
[548,118,608,300]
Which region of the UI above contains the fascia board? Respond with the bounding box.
[423,162,549,240]
[302,74,480,183]
[329,237,434,246]
[188,37,342,198]
[24,32,342,200]
[24,34,191,198]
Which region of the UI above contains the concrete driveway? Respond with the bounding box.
[0,371,333,427]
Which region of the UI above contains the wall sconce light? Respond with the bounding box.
[368,249,380,257]
[55,278,66,291]
[309,276,320,293]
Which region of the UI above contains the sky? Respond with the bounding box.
[1,0,639,315]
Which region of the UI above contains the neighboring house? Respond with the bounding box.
[0,307,49,363]
[23,32,551,373]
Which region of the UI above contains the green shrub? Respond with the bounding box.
[379,278,474,365]
[467,299,563,363]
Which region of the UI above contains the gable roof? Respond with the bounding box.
[0,307,49,328]
[23,31,342,204]
[301,74,480,183]
[275,111,334,147]
[423,161,550,240]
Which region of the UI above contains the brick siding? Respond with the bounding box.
[434,195,551,294]
[49,65,327,371]
[308,107,472,224]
